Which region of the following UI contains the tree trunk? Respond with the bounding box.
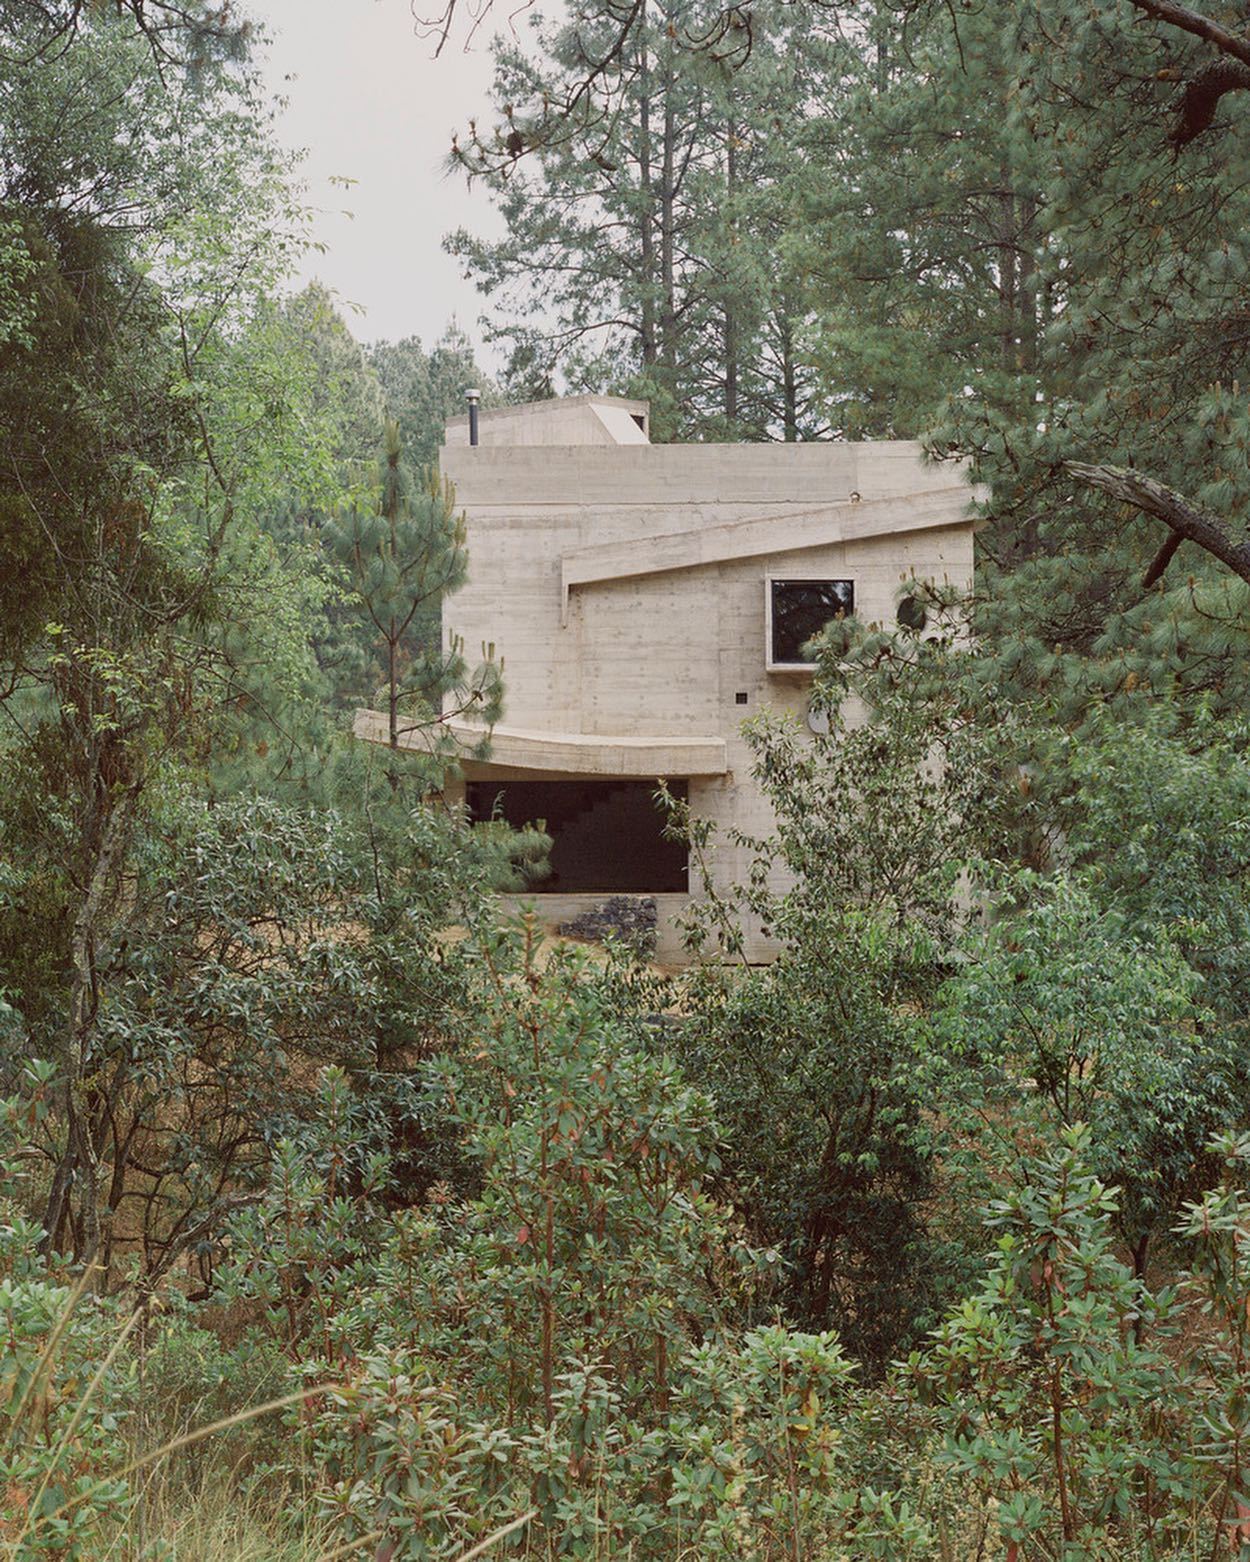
[659,13,678,397]
[39,1146,76,1261]
[779,310,798,441]
[1017,192,1039,371]
[48,793,135,1275]
[637,7,657,370]
[388,621,398,750]
[724,116,739,428]
[999,178,1018,374]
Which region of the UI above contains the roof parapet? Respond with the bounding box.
[444,393,650,448]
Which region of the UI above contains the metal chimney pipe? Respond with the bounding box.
[466,387,480,447]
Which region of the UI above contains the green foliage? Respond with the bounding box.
[678,918,959,1370]
[9,3,1250,1558]
[0,1273,136,1559]
[902,1121,1250,1560]
[941,3,1250,720]
[369,323,501,470]
[662,603,999,1365]
[942,871,1236,1269]
[215,934,742,1554]
[1173,1129,1250,1548]
[0,1065,136,1559]
[670,622,982,958]
[215,933,939,1559]
[668,1325,929,1559]
[908,1125,1189,1556]
[1058,708,1250,1016]
[797,2,1047,441]
[327,419,503,771]
[277,284,387,470]
[0,214,33,347]
[0,774,532,1282]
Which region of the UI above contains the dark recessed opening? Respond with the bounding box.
[770,579,854,665]
[735,691,749,705]
[466,779,688,893]
[630,412,646,431]
[897,595,927,632]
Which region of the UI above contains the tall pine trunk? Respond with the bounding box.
[637,6,657,371]
[999,169,1018,374]
[724,117,739,428]
[659,7,678,404]
[779,309,798,441]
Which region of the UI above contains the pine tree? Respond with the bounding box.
[328,419,502,777]
[792,1,1049,441]
[446,1,834,439]
[781,1,1250,724]
[939,1,1250,720]
[368,322,499,469]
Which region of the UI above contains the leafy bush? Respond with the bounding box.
[213,925,939,1558]
[678,917,963,1369]
[941,870,1238,1273]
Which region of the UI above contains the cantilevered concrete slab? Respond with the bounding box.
[354,709,727,779]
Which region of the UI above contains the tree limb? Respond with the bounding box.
[1126,2,1250,143]
[6,2,248,69]
[141,1189,261,1293]
[1142,531,1183,588]
[1066,461,1250,587]
[1127,1,1250,69]
[1171,57,1250,143]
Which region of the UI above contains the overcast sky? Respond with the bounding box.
[249,0,504,356]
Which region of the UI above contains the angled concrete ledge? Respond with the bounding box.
[559,486,973,621]
[354,708,728,779]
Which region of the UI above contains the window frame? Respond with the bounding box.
[765,575,855,673]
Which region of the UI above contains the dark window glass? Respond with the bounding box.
[465,779,688,892]
[770,579,853,665]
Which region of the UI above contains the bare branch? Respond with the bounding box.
[1066,460,1250,587]
[141,1190,261,1291]
[2,2,249,70]
[437,1,758,172]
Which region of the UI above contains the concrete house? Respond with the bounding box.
[355,394,977,963]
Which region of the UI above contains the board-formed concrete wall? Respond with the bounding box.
[362,396,977,963]
[440,441,971,734]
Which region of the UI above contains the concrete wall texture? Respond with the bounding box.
[357,395,977,964]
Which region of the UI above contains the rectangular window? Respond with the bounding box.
[767,578,854,669]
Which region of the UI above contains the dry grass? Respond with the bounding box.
[119,1476,335,1562]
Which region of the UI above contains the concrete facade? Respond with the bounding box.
[356,395,977,963]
